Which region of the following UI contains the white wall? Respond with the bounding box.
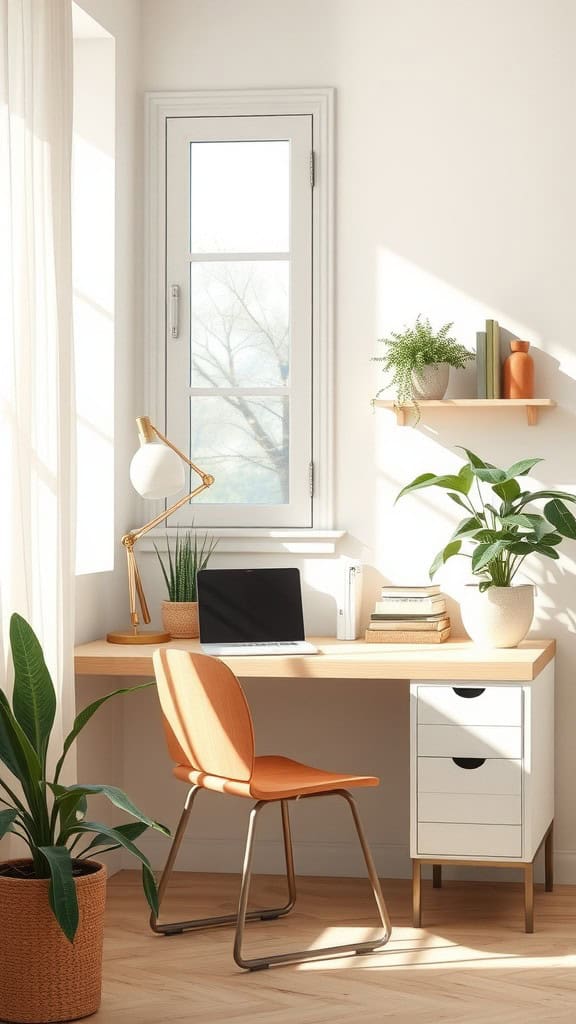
[78,0,576,882]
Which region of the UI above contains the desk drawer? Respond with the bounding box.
[418,822,522,858]
[417,684,522,727]
[418,793,521,825]
[418,756,522,796]
[418,724,522,759]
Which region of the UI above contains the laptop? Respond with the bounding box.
[198,568,318,656]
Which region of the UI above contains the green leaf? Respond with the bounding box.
[77,820,149,857]
[9,614,56,770]
[455,448,494,470]
[506,457,544,477]
[38,845,79,942]
[472,467,507,484]
[0,692,45,832]
[538,532,562,547]
[59,785,169,836]
[492,478,521,503]
[453,516,483,537]
[471,541,507,572]
[66,821,159,915]
[54,683,153,785]
[48,784,88,832]
[142,863,160,916]
[429,539,461,578]
[544,499,576,539]
[499,513,540,529]
[395,473,437,502]
[516,489,576,509]
[447,493,470,511]
[0,808,18,839]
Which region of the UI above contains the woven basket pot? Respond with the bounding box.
[0,859,107,1023]
[161,600,199,638]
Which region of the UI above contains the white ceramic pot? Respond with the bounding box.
[460,584,534,648]
[411,362,450,400]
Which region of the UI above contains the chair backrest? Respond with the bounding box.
[153,649,255,782]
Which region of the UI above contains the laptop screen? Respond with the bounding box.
[197,568,306,644]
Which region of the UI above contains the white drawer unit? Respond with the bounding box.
[417,724,522,759]
[410,664,555,932]
[417,684,522,727]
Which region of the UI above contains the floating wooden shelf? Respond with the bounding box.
[374,398,556,427]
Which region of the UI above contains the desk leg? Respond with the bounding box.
[524,863,534,933]
[432,864,442,889]
[412,860,422,927]
[545,822,554,892]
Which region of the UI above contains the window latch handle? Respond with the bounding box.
[169,284,179,339]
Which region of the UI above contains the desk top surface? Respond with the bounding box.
[74,636,555,682]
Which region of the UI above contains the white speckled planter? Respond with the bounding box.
[460,584,535,648]
[411,363,450,400]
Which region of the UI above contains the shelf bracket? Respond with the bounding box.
[526,406,538,426]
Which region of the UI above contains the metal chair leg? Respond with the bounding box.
[150,787,296,935]
[233,789,392,971]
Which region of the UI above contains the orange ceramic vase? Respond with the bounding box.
[503,340,534,399]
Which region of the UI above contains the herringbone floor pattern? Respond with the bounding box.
[96,871,576,1024]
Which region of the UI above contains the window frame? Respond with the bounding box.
[144,88,335,540]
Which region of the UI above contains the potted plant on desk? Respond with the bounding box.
[0,613,169,1023]
[397,448,576,647]
[154,528,218,639]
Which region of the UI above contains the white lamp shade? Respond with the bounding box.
[130,442,185,499]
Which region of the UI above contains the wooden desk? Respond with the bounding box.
[74,635,555,681]
[74,635,556,932]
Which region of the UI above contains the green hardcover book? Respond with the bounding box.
[485,320,494,398]
[476,331,487,398]
[492,319,501,398]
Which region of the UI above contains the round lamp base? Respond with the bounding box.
[106,629,171,645]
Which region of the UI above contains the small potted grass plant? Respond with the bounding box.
[0,613,169,1023]
[397,448,576,647]
[373,315,474,411]
[154,528,217,638]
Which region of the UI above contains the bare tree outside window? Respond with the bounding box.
[190,261,290,505]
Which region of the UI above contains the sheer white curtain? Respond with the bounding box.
[0,0,76,815]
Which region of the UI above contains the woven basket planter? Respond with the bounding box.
[0,859,107,1023]
[161,600,199,638]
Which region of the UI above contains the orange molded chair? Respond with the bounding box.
[150,649,391,970]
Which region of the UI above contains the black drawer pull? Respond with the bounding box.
[452,687,485,698]
[452,757,486,770]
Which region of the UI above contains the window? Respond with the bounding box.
[146,91,334,532]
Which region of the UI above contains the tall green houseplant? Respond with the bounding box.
[154,529,217,603]
[396,447,576,589]
[0,613,168,941]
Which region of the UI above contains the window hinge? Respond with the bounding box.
[310,151,315,188]
[309,461,315,497]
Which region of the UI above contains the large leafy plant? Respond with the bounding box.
[154,528,217,602]
[0,613,168,941]
[373,315,475,405]
[397,448,576,590]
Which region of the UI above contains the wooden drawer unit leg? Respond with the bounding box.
[545,823,554,892]
[412,860,422,927]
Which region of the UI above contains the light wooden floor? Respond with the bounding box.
[98,871,576,1024]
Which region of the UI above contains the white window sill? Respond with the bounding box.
[139,528,346,555]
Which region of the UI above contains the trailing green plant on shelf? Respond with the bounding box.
[396,448,576,590]
[154,528,217,603]
[373,315,475,406]
[0,613,169,940]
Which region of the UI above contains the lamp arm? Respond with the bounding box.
[122,424,215,628]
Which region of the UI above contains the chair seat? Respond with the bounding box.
[173,754,379,800]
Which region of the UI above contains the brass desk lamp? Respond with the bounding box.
[107,416,214,644]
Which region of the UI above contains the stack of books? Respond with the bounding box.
[476,318,501,398]
[365,585,451,643]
